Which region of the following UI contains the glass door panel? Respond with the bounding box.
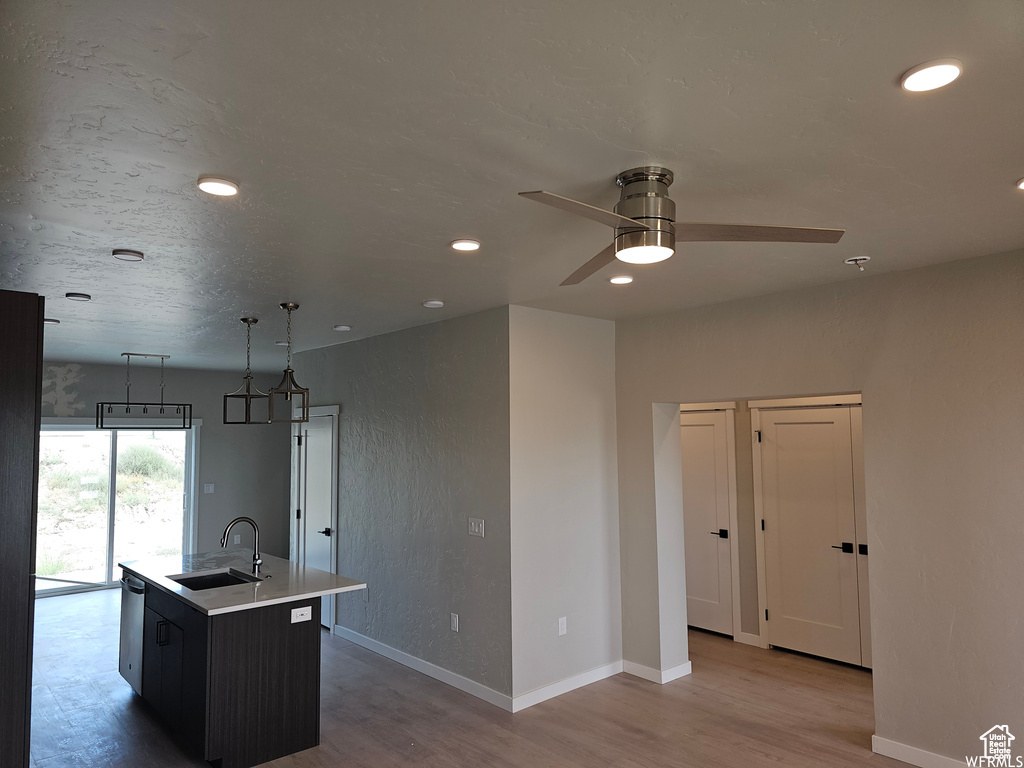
[36,431,112,592]
[113,431,187,570]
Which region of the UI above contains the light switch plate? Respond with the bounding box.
[450,612,459,632]
[468,518,485,538]
[558,616,567,636]
[203,483,215,494]
[291,606,312,624]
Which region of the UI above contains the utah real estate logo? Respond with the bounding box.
[967,726,1021,767]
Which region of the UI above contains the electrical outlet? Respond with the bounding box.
[203,483,215,494]
[468,518,485,538]
[450,613,459,632]
[558,616,567,636]
[233,534,241,545]
[291,606,312,624]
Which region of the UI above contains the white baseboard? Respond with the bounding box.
[623,659,692,684]
[872,735,965,768]
[733,631,763,648]
[334,625,513,712]
[335,625,691,713]
[511,661,623,713]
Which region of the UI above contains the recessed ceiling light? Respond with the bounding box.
[112,249,144,262]
[43,318,60,325]
[65,292,91,301]
[1017,178,1024,190]
[609,275,633,285]
[275,340,289,346]
[900,59,962,92]
[422,300,444,309]
[845,256,871,272]
[197,176,239,196]
[333,324,352,332]
[450,239,480,252]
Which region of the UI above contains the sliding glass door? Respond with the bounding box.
[36,426,195,595]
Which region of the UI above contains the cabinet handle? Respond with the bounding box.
[157,620,169,646]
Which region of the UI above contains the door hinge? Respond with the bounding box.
[765,609,769,621]
[761,519,765,531]
[297,435,303,446]
[755,430,762,443]
[296,508,301,520]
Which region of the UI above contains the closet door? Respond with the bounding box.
[681,411,734,635]
[759,406,861,664]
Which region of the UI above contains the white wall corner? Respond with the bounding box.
[623,659,692,685]
[334,625,513,712]
[511,661,623,713]
[871,735,966,768]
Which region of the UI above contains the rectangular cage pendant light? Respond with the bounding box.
[269,302,310,423]
[96,353,193,430]
[223,318,270,424]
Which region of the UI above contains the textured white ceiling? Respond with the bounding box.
[2,0,1023,370]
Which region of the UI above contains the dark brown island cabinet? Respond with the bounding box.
[121,553,365,768]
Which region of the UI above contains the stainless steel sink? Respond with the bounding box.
[168,568,260,591]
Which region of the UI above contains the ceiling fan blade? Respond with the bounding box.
[560,244,617,286]
[675,222,845,244]
[519,190,652,231]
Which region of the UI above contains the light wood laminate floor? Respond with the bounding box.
[31,589,900,767]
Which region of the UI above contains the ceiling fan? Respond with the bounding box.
[519,167,845,285]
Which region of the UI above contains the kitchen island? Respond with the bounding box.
[119,550,365,768]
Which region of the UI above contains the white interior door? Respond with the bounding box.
[681,410,734,635]
[758,406,862,664]
[292,410,338,628]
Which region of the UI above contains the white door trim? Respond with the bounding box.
[679,401,737,412]
[751,407,770,648]
[724,409,742,639]
[748,393,861,409]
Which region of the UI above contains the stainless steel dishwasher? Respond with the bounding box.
[118,571,145,694]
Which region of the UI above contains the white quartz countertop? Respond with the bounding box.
[119,550,366,616]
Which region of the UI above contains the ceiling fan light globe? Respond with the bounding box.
[616,245,674,264]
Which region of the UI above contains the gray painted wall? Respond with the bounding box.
[295,308,513,695]
[509,306,620,696]
[615,248,1024,761]
[40,361,291,556]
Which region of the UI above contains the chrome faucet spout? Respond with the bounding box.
[220,516,262,575]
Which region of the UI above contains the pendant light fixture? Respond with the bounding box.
[96,353,193,429]
[269,302,310,423]
[223,318,270,424]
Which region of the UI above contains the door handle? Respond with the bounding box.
[318,527,332,537]
[709,529,728,539]
[831,542,854,553]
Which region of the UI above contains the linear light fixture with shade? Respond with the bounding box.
[96,353,193,429]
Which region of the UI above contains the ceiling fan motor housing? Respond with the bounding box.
[613,166,675,256]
